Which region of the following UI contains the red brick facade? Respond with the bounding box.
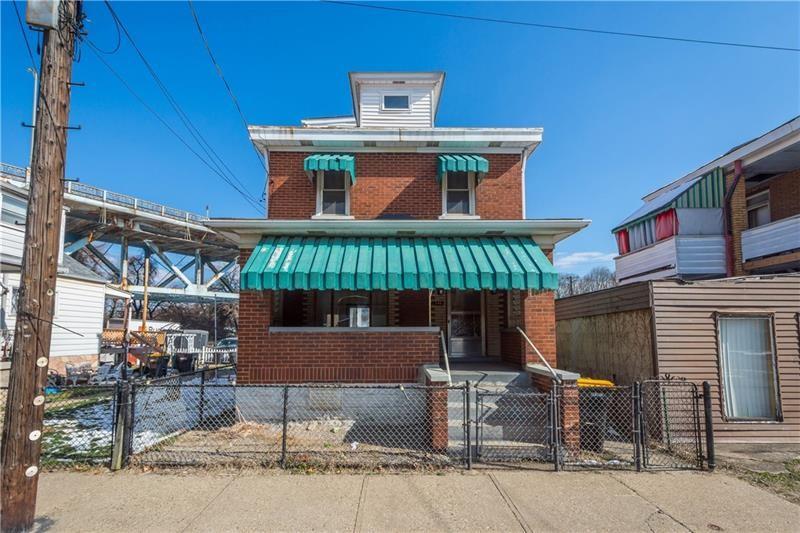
[268,152,523,220]
[237,290,440,384]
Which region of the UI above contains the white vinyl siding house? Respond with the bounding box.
[2,268,105,358]
[358,87,434,128]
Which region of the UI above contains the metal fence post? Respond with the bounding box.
[281,385,289,468]
[550,386,560,471]
[633,382,643,472]
[465,381,472,470]
[702,381,716,471]
[198,370,206,426]
[111,381,131,470]
[125,384,136,466]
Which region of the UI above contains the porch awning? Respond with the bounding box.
[436,155,489,183]
[303,154,356,184]
[241,236,557,291]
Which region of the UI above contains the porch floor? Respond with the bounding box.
[446,361,532,391]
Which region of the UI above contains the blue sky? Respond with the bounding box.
[2,1,798,274]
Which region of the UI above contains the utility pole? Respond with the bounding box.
[1,2,80,530]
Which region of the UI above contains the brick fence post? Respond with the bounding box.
[420,365,450,454]
[560,380,581,456]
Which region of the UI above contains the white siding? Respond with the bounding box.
[616,236,726,284]
[359,86,434,128]
[2,273,104,357]
[742,214,800,262]
[0,222,25,262]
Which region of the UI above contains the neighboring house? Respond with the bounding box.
[612,116,800,284]
[208,71,589,385]
[556,118,800,443]
[1,169,115,374]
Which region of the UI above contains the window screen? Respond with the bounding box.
[321,170,346,215]
[446,171,471,215]
[383,95,409,110]
[718,316,779,420]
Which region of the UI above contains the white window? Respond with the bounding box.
[315,170,349,216]
[382,94,409,110]
[442,171,476,216]
[718,315,781,421]
[746,191,770,228]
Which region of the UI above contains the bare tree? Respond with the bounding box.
[557,267,616,298]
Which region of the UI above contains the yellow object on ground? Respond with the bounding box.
[577,377,614,388]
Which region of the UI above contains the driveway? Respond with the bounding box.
[32,470,799,532]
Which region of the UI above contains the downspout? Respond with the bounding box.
[263,148,270,219]
[722,160,743,277]
[520,146,531,218]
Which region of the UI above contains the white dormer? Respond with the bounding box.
[348,72,445,128]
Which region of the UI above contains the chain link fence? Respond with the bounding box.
[130,383,467,470]
[641,380,704,469]
[475,389,555,466]
[0,385,117,468]
[558,385,638,469]
[1,378,712,472]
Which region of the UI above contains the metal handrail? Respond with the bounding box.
[516,326,561,384]
[439,330,452,386]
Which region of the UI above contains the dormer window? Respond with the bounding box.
[443,171,475,215]
[317,170,349,216]
[382,94,410,111]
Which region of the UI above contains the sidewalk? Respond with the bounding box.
[33,470,798,532]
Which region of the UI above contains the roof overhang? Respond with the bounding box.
[248,126,542,154]
[643,116,800,202]
[205,218,590,250]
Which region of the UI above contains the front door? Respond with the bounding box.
[449,291,483,358]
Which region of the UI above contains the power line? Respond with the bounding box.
[84,44,263,213]
[11,0,68,169]
[186,0,266,173]
[101,0,263,208]
[323,1,800,53]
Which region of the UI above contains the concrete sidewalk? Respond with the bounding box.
[32,470,798,532]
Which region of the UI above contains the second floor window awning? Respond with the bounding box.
[241,235,557,291]
[304,154,356,184]
[437,155,489,183]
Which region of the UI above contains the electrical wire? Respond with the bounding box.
[86,1,122,55]
[101,0,263,209]
[11,0,70,169]
[85,43,264,213]
[186,0,266,173]
[322,1,800,53]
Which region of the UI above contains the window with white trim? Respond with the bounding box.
[316,170,349,216]
[382,94,409,110]
[442,171,475,216]
[718,315,781,421]
[746,190,770,228]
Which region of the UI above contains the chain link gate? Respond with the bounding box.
[474,388,556,466]
[640,380,704,470]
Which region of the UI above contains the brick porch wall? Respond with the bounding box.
[237,290,440,384]
[267,152,523,220]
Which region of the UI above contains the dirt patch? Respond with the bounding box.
[729,459,800,505]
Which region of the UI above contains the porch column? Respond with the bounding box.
[519,289,557,367]
[237,290,273,385]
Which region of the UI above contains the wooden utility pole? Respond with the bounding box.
[1,2,80,530]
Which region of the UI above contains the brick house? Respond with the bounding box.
[556,117,800,443]
[208,72,588,386]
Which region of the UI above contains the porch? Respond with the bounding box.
[237,234,562,385]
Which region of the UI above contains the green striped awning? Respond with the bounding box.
[436,155,489,183]
[303,154,356,184]
[612,167,726,232]
[241,236,557,291]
